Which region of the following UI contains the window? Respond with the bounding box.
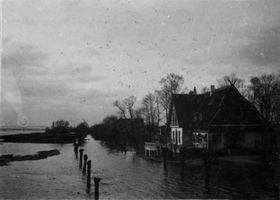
[171,127,183,145]
[172,130,176,144]
[171,106,178,127]
[178,130,182,145]
[175,129,177,144]
[193,113,197,121]
[199,113,203,121]
[193,132,208,148]
[177,128,183,145]
[193,112,202,121]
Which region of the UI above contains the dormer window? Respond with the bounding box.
[193,112,203,121]
[193,113,197,121]
[171,106,178,127]
[199,113,203,121]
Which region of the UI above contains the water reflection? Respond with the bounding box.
[94,136,277,199]
[0,135,278,199]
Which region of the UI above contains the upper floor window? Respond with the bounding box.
[193,113,197,121]
[171,107,178,126]
[199,113,203,121]
[193,112,203,121]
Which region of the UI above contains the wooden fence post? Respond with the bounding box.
[87,160,92,193]
[83,154,88,175]
[79,149,84,168]
[94,177,101,200]
[74,141,78,158]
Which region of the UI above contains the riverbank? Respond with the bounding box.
[0,149,60,166]
[0,132,85,143]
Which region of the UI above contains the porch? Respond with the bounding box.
[144,142,161,157]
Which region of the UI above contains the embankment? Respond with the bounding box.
[0,132,85,144]
[0,149,60,166]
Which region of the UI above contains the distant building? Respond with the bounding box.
[168,84,270,154]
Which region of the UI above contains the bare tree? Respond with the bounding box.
[113,96,137,119]
[156,89,169,124]
[124,96,137,119]
[154,90,163,126]
[217,73,248,97]
[158,73,184,124]
[248,73,280,123]
[142,93,158,127]
[134,107,146,119]
[113,100,127,119]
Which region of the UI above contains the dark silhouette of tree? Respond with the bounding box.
[217,73,248,97]
[124,96,137,119]
[142,92,159,127]
[113,96,136,119]
[52,119,70,129]
[158,73,184,124]
[248,73,280,123]
[49,119,71,134]
[102,115,118,126]
[154,90,162,126]
[134,107,146,119]
[90,113,148,148]
[75,120,89,135]
[113,100,127,119]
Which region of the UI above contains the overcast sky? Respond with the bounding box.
[1,0,279,126]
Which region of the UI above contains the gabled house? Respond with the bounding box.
[168,84,269,154]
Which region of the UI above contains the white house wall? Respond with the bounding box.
[171,127,183,145]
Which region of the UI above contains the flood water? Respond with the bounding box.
[0,134,279,199]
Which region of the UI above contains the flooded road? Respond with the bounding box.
[0,135,278,199]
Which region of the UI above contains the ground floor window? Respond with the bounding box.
[192,132,208,148]
[171,127,183,145]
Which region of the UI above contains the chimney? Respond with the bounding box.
[193,86,197,95]
[210,85,215,96]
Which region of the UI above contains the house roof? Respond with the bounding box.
[170,85,266,130]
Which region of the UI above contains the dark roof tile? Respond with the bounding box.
[170,85,266,130]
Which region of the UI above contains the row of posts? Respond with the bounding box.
[75,143,210,196]
[74,143,101,199]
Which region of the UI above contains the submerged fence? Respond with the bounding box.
[74,142,101,200]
